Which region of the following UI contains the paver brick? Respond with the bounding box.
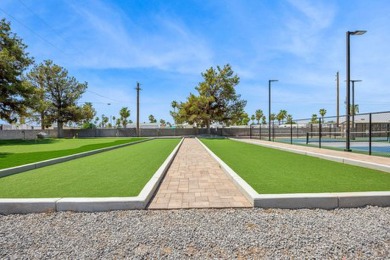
[148,138,251,209]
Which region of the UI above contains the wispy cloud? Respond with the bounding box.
[59,0,213,74]
[277,0,337,58]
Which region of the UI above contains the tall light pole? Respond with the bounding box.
[268,79,278,141]
[136,82,141,137]
[346,30,366,151]
[350,79,362,130]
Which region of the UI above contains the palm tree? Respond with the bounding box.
[270,113,276,125]
[171,100,178,112]
[255,109,263,124]
[261,115,267,125]
[276,110,287,125]
[286,114,293,124]
[119,107,130,128]
[350,104,359,116]
[319,108,327,123]
[149,114,157,123]
[250,114,255,125]
[311,114,318,124]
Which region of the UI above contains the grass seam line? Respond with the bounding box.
[0,138,153,178]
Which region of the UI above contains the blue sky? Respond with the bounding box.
[1,0,389,124]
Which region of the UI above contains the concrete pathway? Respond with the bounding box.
[237,138,390,167]
[148,138,251,209]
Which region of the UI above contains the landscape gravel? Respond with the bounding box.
[1,206,389,259]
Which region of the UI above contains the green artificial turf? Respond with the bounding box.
[0,137,145,169]
[201,139,390,194]
[0,139,180,198]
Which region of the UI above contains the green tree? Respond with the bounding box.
[80,102,96,129]
[170,100,178,125]
[25,64,51,129]
[311,114,318,124]
[276,109,287,125]
[286,114,294,124]
[261,115,267,125]
[160,119,166,126]
[115,118,121,128]
[119,107,130,128]
[350,104,359,116]
[94,116,99,126]
[250,114,255,125]
[270,113,276,125]
[32,60,87,137]
[82,102,96,124]
[237,112,250,125]
[319,108,327,122]
[149,114,157,123]
[174,64,246,132]
[0,19,34,123]
[255,109,263,124]
[101,114,109,128]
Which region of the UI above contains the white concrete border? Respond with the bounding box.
[197,138,390,209]
[0,138,153,178]
[0,138,184,214]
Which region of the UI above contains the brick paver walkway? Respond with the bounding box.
[148,138,251,209]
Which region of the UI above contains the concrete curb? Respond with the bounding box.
[0,138,184,214]
[0,138,153,178]
[232,138,390,173]
[197,138,390,209]
[196,138,256,206]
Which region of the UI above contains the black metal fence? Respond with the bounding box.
[248,111,390,157]
[1,111,389,157]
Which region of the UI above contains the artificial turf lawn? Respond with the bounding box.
[200,139,390,194]
[0,137,146,170]
[0,139,180,198]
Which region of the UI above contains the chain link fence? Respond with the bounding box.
[248,111,390,157]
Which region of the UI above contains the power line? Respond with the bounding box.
[1,5,124,106]
[17,0,82,56]
[0,6,65,55]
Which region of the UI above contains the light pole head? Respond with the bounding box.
[349,30,367,35]
[350,80,362,83]
[269,79,278,83]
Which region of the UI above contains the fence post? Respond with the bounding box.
[272,123,275,141]
[310,123,313,138]
[290,121,293,144]
[259,124,261,140]
[369,113,372,155]
[319,118,322,148]
[306,132,309,144]
[249,125,252,139]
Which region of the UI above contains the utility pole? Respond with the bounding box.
[336,71,339,127]
[136,82,141,137]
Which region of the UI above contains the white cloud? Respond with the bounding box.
[57,0,214,74]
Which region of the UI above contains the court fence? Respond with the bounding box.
[1,111,389,157]
[248,111,390,157]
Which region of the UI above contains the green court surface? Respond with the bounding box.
[201,139,390,194]
[0,137,145,170]
[0,139,180,198]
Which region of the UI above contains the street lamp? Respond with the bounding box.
[346,30,366,151]
[350,79,362,130]
[268,79,278,141]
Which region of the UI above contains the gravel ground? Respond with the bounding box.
[1,206,389,259]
